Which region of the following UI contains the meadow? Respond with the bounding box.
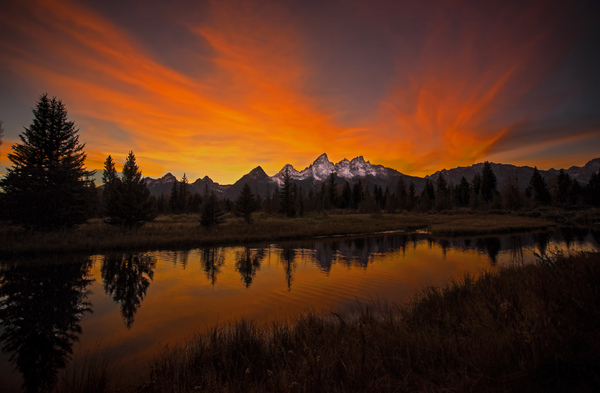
[0,211,558,256]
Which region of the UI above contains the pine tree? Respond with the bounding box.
[527,167,551,205]
[435,175,450,210]
[279,167,295,217]
[235,183,258,224]
[200,192,226,230]
[352,180,364,209]
[585,171,600,207]
[169,178,180,213]
[396,177,407,211]
[104,152,156,227]
[480,161,498,203]
[0,94,95,229]
[408,182,416,211]
[328,173,337,208]
[179,173,189,213]
[554,170,572,206]
[341,181,352,209]
[456,176,470,206]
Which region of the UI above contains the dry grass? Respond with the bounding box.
[0,212,554,256]
[139,252,600,393]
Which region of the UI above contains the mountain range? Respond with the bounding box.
[143,154,600,199]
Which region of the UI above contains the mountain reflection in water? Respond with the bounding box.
[0,229,598,392]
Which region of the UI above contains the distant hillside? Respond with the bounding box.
[426,158,600,190]
[142,155,600,199]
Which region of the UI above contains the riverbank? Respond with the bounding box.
[0,212,556,256]
[59,251,599,393]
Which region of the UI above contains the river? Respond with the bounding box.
[1,228,598,392]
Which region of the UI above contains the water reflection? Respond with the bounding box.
[280,247,296,290]
[0,257,93,393]
[101,253,156,329]
[1,229,599,392]
[235,248,265,288]
[201,248,225,286]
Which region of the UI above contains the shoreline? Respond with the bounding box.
[0,211,559,257]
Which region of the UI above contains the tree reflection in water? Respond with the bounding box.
[0,257,93,393]
[101,253,156,329]
[235,248,265,288]
[201,247,225,286]
[280,247,296,291]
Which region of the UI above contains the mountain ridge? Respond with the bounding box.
[143,155,600,199]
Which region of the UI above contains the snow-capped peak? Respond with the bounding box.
[307,153,334,181]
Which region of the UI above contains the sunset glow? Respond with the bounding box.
[0,0,598,183]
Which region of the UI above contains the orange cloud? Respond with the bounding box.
[0,0,590,183]
[0,0,357,182]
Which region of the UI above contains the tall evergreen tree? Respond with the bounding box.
[455,176,471,206]
[396,177,407,211]
[0,94,95,229]
[179,173,189,212]
[200,192,226,230]
[341,181,352,209]
[235,183,258,224]
[352,180,364,209]
[527,167,551,205]
[279,167,295,217]
[585,171,600,207]
[169,178,180,213]
[328,173,337,208]
[435,175,450,210]
[104,152,156,227]
[554,170,572,206]
[480,161,498,203]
[407,182,416,211]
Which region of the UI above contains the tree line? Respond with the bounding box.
[1,94,599,232]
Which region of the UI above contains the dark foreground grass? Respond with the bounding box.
[0,212,553,256]
[133,252,600,393]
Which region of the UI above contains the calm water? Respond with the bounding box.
[1,228,599,392]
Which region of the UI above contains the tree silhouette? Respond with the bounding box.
[235,248,265,288]
[169,177,180,213]
[235,183,258,224]
[179,173,189,212]
[201,247,225,286]
[101,253,156,329]
[0,94,95,229]
[200,192,226,230]
[527,167,551,205]
[455,176,471,206]
[585,171,600,207]
[279,167,295,217]
[480,161,498,203]
[280,247,296,291]
[103,151,156,227]
[0,257,93,393]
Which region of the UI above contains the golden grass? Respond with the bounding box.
[0,212,554,256]
[138,252,600,393]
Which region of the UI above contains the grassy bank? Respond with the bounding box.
[134,252,600,393]
[0,212,554,256]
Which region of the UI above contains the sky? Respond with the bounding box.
[0,0,599,184]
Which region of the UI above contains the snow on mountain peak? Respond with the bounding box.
[314,153,330,164]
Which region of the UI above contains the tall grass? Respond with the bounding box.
[140,252,600,393]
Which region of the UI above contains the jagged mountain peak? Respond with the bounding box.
[314,153,331,164]
[350,156,368,164]
[247,166,270,180]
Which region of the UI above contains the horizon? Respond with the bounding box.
[142,153,599,186]
[1,0,599,184]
